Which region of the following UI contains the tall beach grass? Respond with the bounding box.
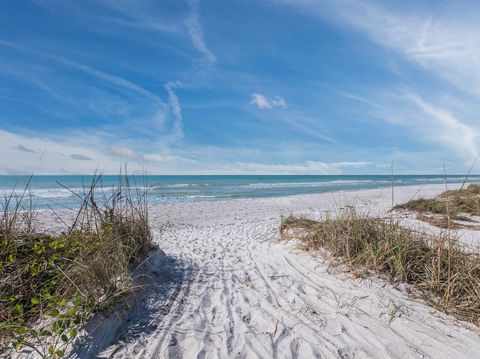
[0,174,155,358]
[394,183,480,228]
[281,207,480,326]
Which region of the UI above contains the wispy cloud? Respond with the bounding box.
[98,0,182,34]
[13,144,37,154]
[0,40,166,104]
[273,0,480,98]
[0,129,199,174]
[185,0,216,65]
[250,93,287,110]
[70,153,93,161]
[271,96,287,109]
[31,0,183,35]
[225,160,370,175]
[164,81,185,141]
[0,40,173,146]
[1,130,98,174]
[272,0,480,162]
[353,87,480,161]
[405,92,479,158]
[110,146,141,159]
[51,55,166,105]
[332,1,480,99]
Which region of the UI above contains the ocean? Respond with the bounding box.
[0,175,478,210]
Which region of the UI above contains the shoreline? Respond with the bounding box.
[4,177,478,211]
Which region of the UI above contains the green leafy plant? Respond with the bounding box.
[0,173,154,357]
[4,297,85,358]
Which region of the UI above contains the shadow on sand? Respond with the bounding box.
[69,249,197,358]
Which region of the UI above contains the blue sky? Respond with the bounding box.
[0,0,479,174]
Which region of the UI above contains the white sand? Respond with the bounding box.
[54,184,480,358]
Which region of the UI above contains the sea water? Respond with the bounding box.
[0,175,478,210]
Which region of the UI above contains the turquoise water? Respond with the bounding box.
[0,175,478,210]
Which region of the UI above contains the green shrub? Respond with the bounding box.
[0,174,154,358]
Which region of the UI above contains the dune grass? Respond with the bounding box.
[0,175,155,358]
[394,184,480,228]
[280,207,480,326]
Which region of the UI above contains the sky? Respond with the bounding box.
[0,0,479,175]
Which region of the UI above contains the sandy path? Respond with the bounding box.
[75,184,479,359]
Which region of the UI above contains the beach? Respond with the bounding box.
[57,183,480,358]
[4,1,480,357]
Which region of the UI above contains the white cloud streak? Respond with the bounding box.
[53,56,166,106]
[99,0,182,34]
[0,40,162,101]
[0,40,177,147]
[185,0,216,65]
[165,81,185,140]
[227,160,370,175]
[405,92,479,158]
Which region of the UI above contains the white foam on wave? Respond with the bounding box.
[245,180,392,189]
[0,188,78,198]
[183,195,218,198]
[0,185,150,199]
[150,183,209,189]
[412,177,480,182]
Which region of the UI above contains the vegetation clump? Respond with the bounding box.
[280,208,480,326]
[0,175,154,358]
[394,183,480,228]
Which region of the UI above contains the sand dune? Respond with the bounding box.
[66,184,480,358]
